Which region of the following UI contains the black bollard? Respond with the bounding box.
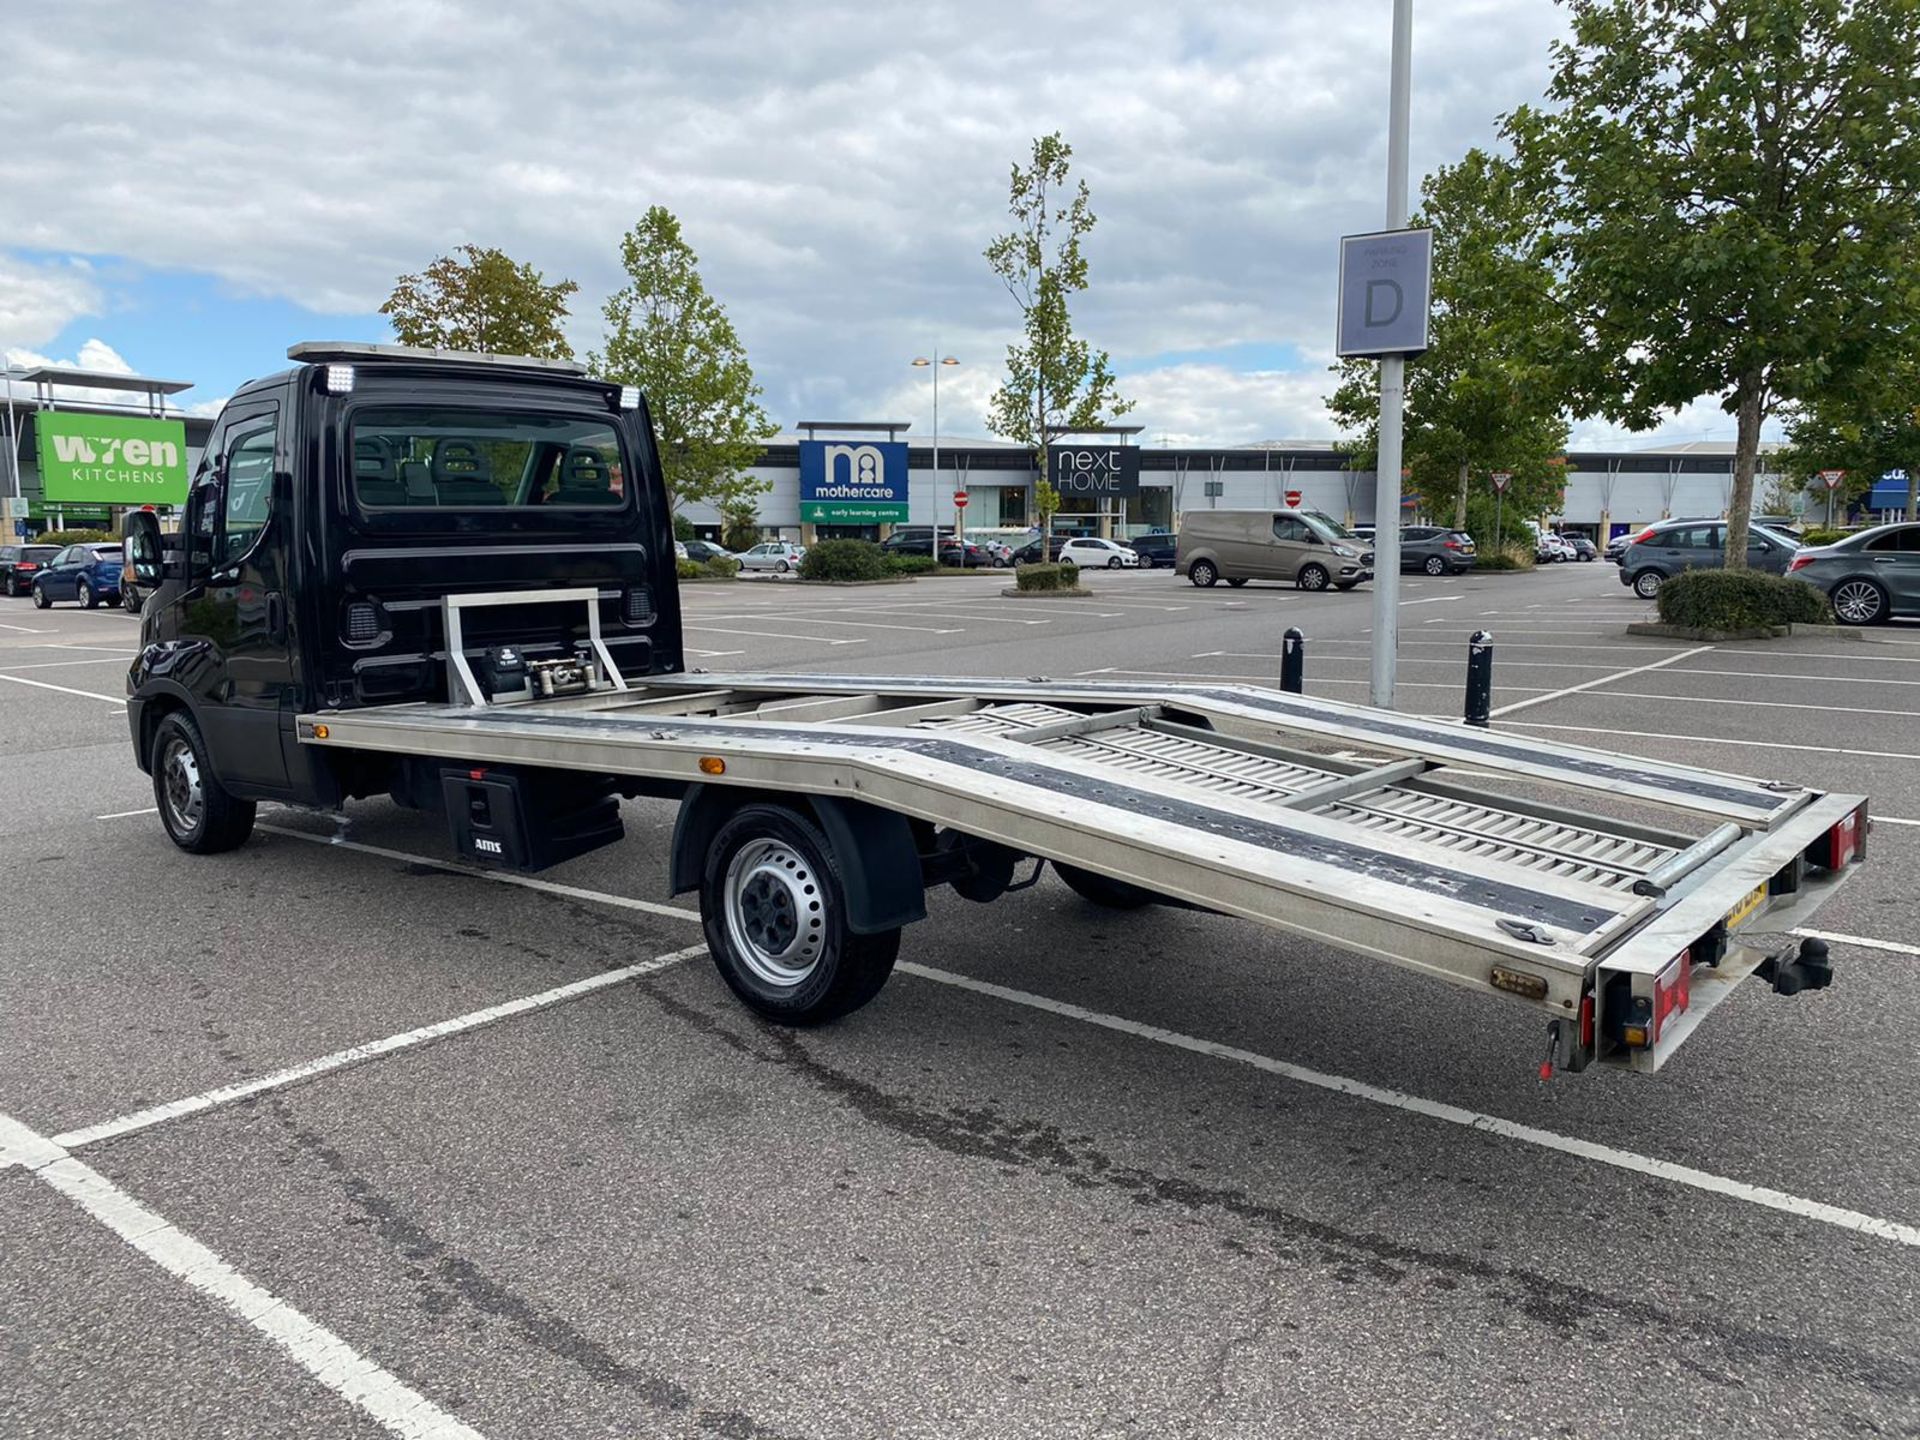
[1281,627,1305,694]
[1465,629,1494,727]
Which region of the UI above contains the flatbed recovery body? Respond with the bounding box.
[123,343,1868,1078]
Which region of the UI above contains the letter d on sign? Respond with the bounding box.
[1365,279,1403,328]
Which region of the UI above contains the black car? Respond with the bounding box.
[1126,532,1177,568]
[1397,526,1476,575]
[683,539,734,564]
[1011,534,1072,564]
[0,543,59,597]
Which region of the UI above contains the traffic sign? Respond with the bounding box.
[952,493,969,509]
[1336,228,1434,357]
[1491,471,1512,494]
[1284,489,1303,507]
[1820,469,1846,491]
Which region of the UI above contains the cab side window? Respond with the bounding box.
[220,419,278,568]
[1273,517,1311,543]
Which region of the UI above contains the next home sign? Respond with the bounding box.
[798,440,909,523]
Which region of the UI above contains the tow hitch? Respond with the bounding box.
[1754,936,1834,996]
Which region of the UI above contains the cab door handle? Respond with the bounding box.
[267,591,286,641]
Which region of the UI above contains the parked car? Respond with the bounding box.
[1617,518,1798,598]
[674,540,690,561]
[683,539,735,564]
[1398,526,1477,576]
[1565,535,1598,561]
[1603,532,1634,564]
[1535,531,1574,563]
[1177,509,1374,591]
[1786,521,1920,625]
[938,539,998,568]
[1126,531,1177,568]
[1059,537,1141,570]
[962,536,1015,567]
[736,540,807,573]
[1753,514,1808,539]
[0,543,59,597]
[1011,534,1072,565]
[29,542,125,608]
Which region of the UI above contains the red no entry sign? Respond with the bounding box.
[1285,489,1303,507]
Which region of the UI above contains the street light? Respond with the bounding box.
[912,352,960,557]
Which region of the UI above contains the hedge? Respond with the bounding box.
[883,554,938,576]
[798,539,886,582]
[33,528,113,546]
[677,557,740,581]
[1798,527,1850,547]
[1656,568,1831,630]
[1014,561,1079,592]
[1472,543,1536,572]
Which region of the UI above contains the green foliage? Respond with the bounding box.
[883,555,939,576]
[1329,150,1571,530]
[36,528,112,545]
[1778,353,1920,522]
[1507,0,1920,566]
[380,245,578,358]
[1469,544,1538,572]
[672,512,696,542]
[719,500,761,553]
[1657,569,1833,630]
[983,133,1132,544]
[799,540,887,582]
[592,206,776,514]
[676,557,740,582]
[703,556,740,579]
[1799,527,1851,547]
[1014,561,1079,592]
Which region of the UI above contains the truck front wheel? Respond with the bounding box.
[700,804,899,1025]
[151,711,257,854]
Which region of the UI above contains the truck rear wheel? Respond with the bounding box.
[1055,862,1157,910]
[700,804,899,1025]
[151,711,257,854]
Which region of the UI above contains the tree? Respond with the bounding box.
[983,133,1132,543]
[1327,150,1570,547]
[1779,363,1920,524]
[719,499,761,553]
[380,245,578,358]
[592,207,776,515]
[1507,0,1920,567]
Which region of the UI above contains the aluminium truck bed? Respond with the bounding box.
[298,666,1866,1074]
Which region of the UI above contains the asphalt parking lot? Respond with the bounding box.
[3,560,1918,1439]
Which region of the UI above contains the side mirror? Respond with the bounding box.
[123,510,164,587]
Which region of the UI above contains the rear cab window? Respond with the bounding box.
[351,407,627,510]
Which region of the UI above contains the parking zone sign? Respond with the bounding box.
[1337,228,1433,358]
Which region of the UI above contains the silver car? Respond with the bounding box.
[1616,518,1798,598]
[737,540,807,573]
[1786,521,1920,624]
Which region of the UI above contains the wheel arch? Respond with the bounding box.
[670,784,928,934]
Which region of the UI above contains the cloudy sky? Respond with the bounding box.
[2,1,1742,447]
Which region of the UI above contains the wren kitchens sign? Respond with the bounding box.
[35,413,191,505]
[1048,445,1141,497]
[797,440,909,523]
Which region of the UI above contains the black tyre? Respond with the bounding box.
[1189,559,1219,588]
[77,579,97,609]
[1056,863,1156,910]
[776,559,790,573]
[1423,555,1446,576]
[1631,569,1662,599]
[151,711,257,854]
[1297,563,1330,592]
[31,584,51,609]
[4,575,17,597]
[1107,555,1122,569]
[1227,577,1249,588]
[700,804,900,1025]
[1830,579,1888,626]
[123,589,143,615]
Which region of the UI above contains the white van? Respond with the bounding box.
[1176,510,1375,590]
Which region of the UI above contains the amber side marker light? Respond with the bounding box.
[1489,966,1549,1001]
[698,756,726,775]
[312,723,330,740]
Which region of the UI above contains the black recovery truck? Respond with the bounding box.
[123,342,1869,1074]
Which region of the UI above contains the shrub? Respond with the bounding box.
[1471,543,1537,572]
[1798,527,1850,547]
[1014,561,1080,592]
[798,538,886,582]
[882,554,938,576]
[702,556,740,579]
[672,513,696,542]
[676,558,704,581]
[1656,568,1832,630]
[35,528,113,546]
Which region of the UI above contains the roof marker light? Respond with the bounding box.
[324,364,355,395]
[619,385,642,411]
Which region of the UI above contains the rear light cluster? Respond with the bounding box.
[1787,553,1814,573]
[1616,953,1692,1051]
[1810,801,1868,871]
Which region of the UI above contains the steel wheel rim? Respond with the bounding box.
[1301,567,1327,591]
[1425,557,1444,575]
[724,838,826,988]
[1635,572,1661,597]
[160,735,203,834]
[1833,581,1882,623]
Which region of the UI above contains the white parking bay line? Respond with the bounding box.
[94,806,158,820]
[1502,720,1920,764]
[684,624,867,646]
[896,963,1920,1249]
[255,823,702,922]
[0,620,50,634]
[53,942,709,1151]
[1603,690,1920,719]
[1096,667,1549,694]
[0,672,127,704]
[1793,928,1920,959]
[0,1114,488,1440]
[0,655,132,671]
[1400,596,1461,606]
[1489,645,1713,718]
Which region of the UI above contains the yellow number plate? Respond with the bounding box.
[1725,882,1768,931]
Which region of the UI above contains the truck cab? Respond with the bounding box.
[125,342,682,833]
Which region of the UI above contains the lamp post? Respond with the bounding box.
[912,352,960,559]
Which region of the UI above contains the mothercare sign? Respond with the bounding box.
[36,413,190,505]
[798,440,909,523]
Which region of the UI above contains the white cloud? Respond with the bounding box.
[0,255,100,350]
[4,339,173,410]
